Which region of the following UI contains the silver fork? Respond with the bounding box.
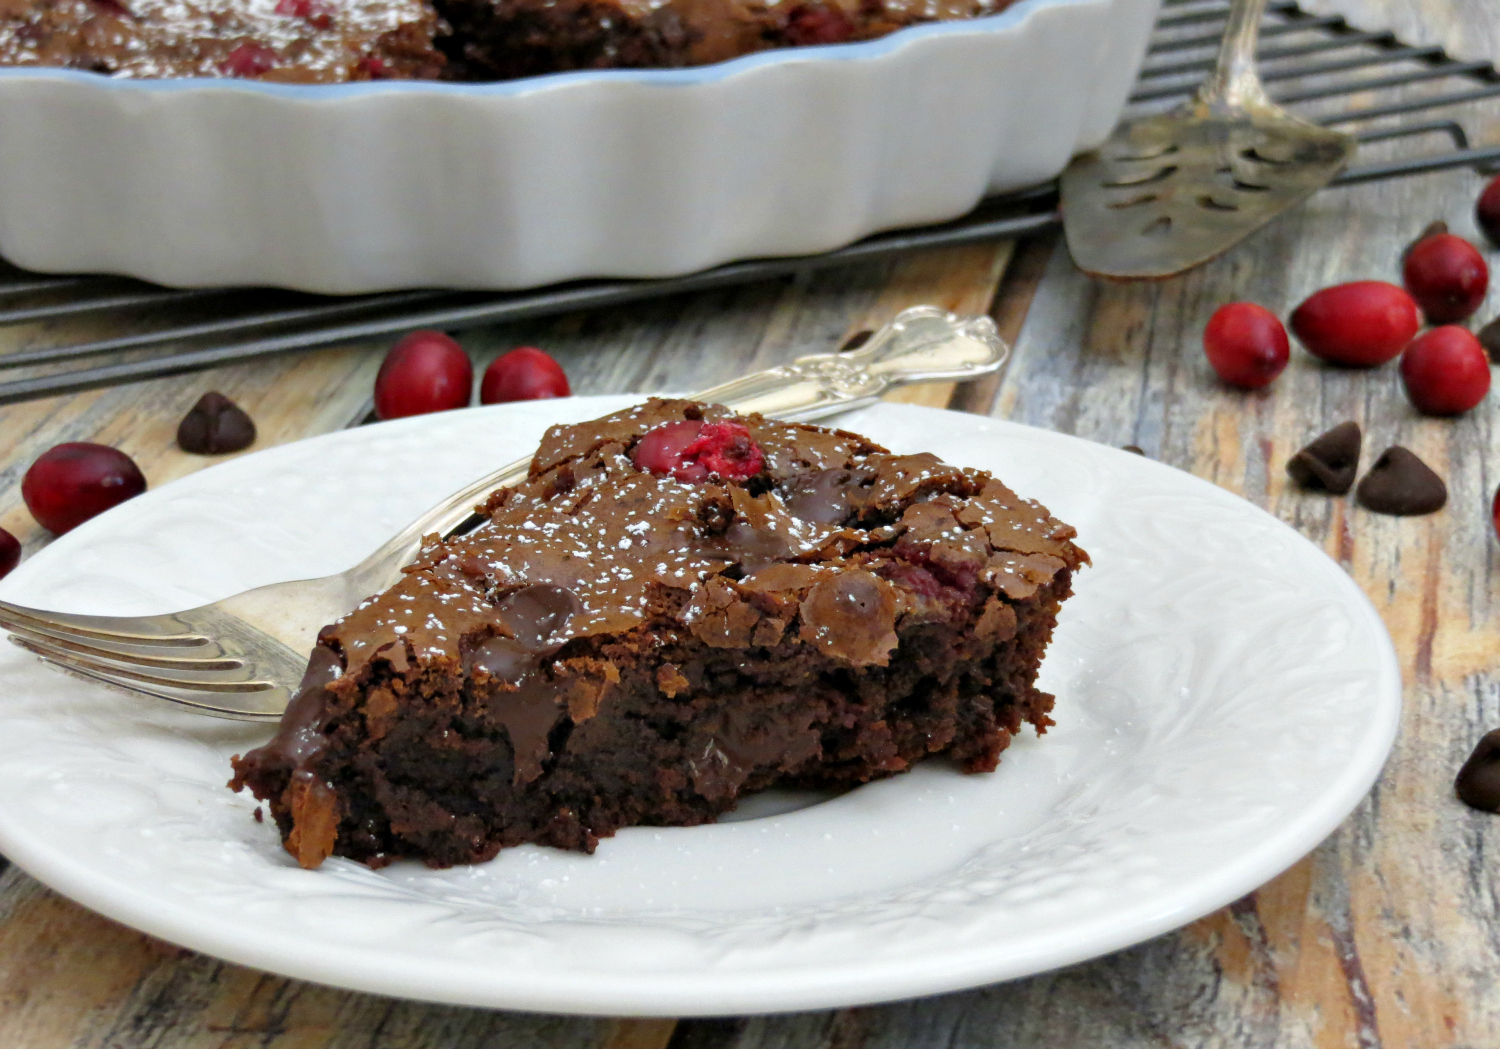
[0,306,1007,722]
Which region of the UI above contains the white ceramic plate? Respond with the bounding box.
[0,398,1400,1016]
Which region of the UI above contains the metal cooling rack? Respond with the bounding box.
[3,0,1499,405]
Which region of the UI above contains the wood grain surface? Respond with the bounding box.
[1,0,1498,1044]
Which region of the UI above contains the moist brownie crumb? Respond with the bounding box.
[230,399,1087,869]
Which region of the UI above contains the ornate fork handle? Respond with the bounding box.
[692,306,1006,420]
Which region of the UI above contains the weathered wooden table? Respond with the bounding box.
[1,0,1497,1043]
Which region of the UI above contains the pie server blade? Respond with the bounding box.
[1060,0,1356,281]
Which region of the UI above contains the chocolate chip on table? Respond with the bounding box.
[1479,317,1500,364]
[1457,730,1500,812]
[1356,446,1447,515]
[177,392,256,454]
[1401,219,1449,263]
[1286,421,1361,495]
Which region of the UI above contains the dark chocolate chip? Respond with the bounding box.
[784,467,871,525]
[1286,421,1362,495]
[1479,317,1500,364]
[1122,445,1146,456]
[1356,445,1447,515]
[495,583,580,650]
[465,635,533,683]
[1457,730,1500,812]
[840,329,874,353]
[1402,220,1449,263]
[177,391,256,454]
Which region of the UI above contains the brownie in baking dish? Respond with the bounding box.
[229,399,1087,870]
[437,0,1021,80]
[0,0,447,81]
[0,0,1018,80]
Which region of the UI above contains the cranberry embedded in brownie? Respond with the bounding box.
[230,399,1088,870]
[0,0,447,81]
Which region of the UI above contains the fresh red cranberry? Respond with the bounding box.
[1290,281,1421,367]
[1403,232,1489,324]
[681,421,765,480]
[1478,175,1500,247]
[373,331,473,420]
[1202,302,1289,389]
[0,528,19,580]
[881,539,980,604]
[220,42,277,78]
[1399,326,1492,415]
[880,561,944,603]
[783,3,855,45]
[22,443,146,535]
[479,347,570,405]
[632,421,710,482]
[631,420,765,482]
[274,0,333,27]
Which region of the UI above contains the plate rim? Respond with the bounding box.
[0,399,1402,1015]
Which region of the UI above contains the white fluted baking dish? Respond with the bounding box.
[0,0,1159,294]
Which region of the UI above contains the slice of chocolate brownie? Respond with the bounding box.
[230,400,1087,870]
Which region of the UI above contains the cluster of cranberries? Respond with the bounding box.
[0,333,571,582]
[1202,173,1500,544]
[2,441,150,579]
[1204,224,1492,418]
[373,331,569,420]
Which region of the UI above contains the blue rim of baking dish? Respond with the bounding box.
[0,0,1112,98]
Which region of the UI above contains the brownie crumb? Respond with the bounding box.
[1121,445,1146,456]
[253,806,264,822]
[1287,421,1361,495]
[1356,445,1446,515]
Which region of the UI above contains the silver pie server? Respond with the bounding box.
[1060,0,1356,280]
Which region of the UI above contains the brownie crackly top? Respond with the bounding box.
[332,398,1083,687]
